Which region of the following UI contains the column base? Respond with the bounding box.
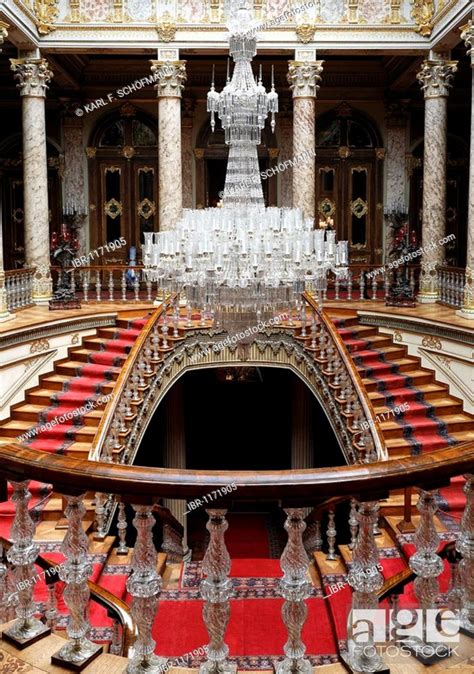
[456,307,474,320]
[199,660,237,674]
[0,311,16,322]
[33,296,53,306]
[126,654,167,674]
[51,638,103,672]
[398,639,455,665]
[417,293,438,304]
[2,620,51,650]
[274,657,313,674]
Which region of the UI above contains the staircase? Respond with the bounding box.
[0,313,152,459]
[327,310,474,458]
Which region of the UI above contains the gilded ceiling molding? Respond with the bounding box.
[113,0,123,23]
[34,0,59,35]
[410,0,435,37]
[156,13,177,42]
[68,0,80,23]
[347,0,359,24]
[296,24,316,44]
[209,0,221,23]
[0,20,9,43]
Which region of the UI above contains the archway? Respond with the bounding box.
[87,107,158,261]
[316,103,384,265]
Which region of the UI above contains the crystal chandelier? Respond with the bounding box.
[143,0,349,328]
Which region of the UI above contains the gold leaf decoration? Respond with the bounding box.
[411,0,435,37]
[34,0,59,35]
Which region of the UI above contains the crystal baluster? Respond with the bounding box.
[347,272,353,301]
[126,505,166,674]
[326,510,337,561]
[108,270,114,301]
[455,474,474,635]
[349,499,359,550]
[51,494,102,667]
[83,271,89,302]
[110,619,122,655]
[146,277,152,302]
[121,270,127,301]
[134,274,140,301]
[359,271,365,301]
[276,509,312,674]
[303,518,323,555]
[409,491,444,627]
[3,480,50,647]
[200,509,236,674]
[117,501,129,556]
[371,275,377,300]
[346,500,386,673]
[94,492,107,540]
[45,582,58,629]
[96,270,101,302]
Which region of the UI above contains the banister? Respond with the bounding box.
[0,442,472,504]
[303,291,387,461]
[89,297,174,462]
[0,536,137,657]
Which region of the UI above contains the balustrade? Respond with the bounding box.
[437,266,466,308]
[0,443,473,669]
[4,268,34,311]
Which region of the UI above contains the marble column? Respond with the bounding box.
[416,54,457,303]
[0,22,12,321]
[287,60,324,221]
[279,117,293,208]
[163,380,188,550]
[181,104,194,209]
[10,57,54,304]
[150,60,187,230]
[458,20,474,319]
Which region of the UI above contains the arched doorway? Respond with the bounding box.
[195,117,278,208]
[87,107,158,262]
[316,103,384,265]
[408,135,468,267]
[0,134,63,269]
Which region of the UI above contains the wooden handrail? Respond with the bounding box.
[0,442,472,505]
[0,536,137,657]
[437,265,465,274]
[89,297,174,461]
[4,267,35,277]
[303,291,387,461]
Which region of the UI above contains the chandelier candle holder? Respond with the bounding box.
[50,223,81,310]
[143,0,349,328]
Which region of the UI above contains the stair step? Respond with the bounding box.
[368,382,449,404]
[38,373,114,394]
[55,360,121,379]
[379,413,474,439]
[373,398,463,417]
[362,369,434,391]
[10,403,103,426]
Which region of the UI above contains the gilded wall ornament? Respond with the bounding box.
[287,61,324,98]
[0,20,9,43]
[85,147,97,158]
[137,198,156,220]
[104,198,122,219]
[410,0,435,37]
[30,338,50,354]
[121,145,135,159]
[71,333,80,345]
[375,148,386,160]
[417,58,458,98]
[421,336,442,350]
[156,13,177,42]
[10,58,53,97]
[338,146,351,159]
[34,0,59,35]
[393,330,403,343]
[295,24,316,44]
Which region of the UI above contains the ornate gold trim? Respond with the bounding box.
[410,0,435,37]
[34,0,59,35]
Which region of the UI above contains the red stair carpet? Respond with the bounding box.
[334,318,456,455]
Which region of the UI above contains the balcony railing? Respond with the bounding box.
[437,265,466,308]
[4,268,35,311]
[0,442,472,672]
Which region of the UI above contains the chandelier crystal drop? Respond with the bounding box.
[143,0,349,328]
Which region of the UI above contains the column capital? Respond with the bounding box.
[150,60,186,98]
[10,58,53,97]
[287,60,324,98]
[417,57,458,99]
[0,20,9,43]
[461,20,474,66]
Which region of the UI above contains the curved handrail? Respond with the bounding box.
[0,442,472,504]
[0,536,137,657]
[89,297,174,462]
[303,291,387,461]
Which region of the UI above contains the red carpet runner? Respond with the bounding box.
[333,317,456,454]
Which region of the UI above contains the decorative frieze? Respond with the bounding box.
[34,0,59,35]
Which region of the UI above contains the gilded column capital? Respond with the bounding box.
[10,58,53,97]
[417,58,458,99]
[287,60,324,98]
[461,20,474,66]
[0,20,9,43]
[150,60,186,98]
